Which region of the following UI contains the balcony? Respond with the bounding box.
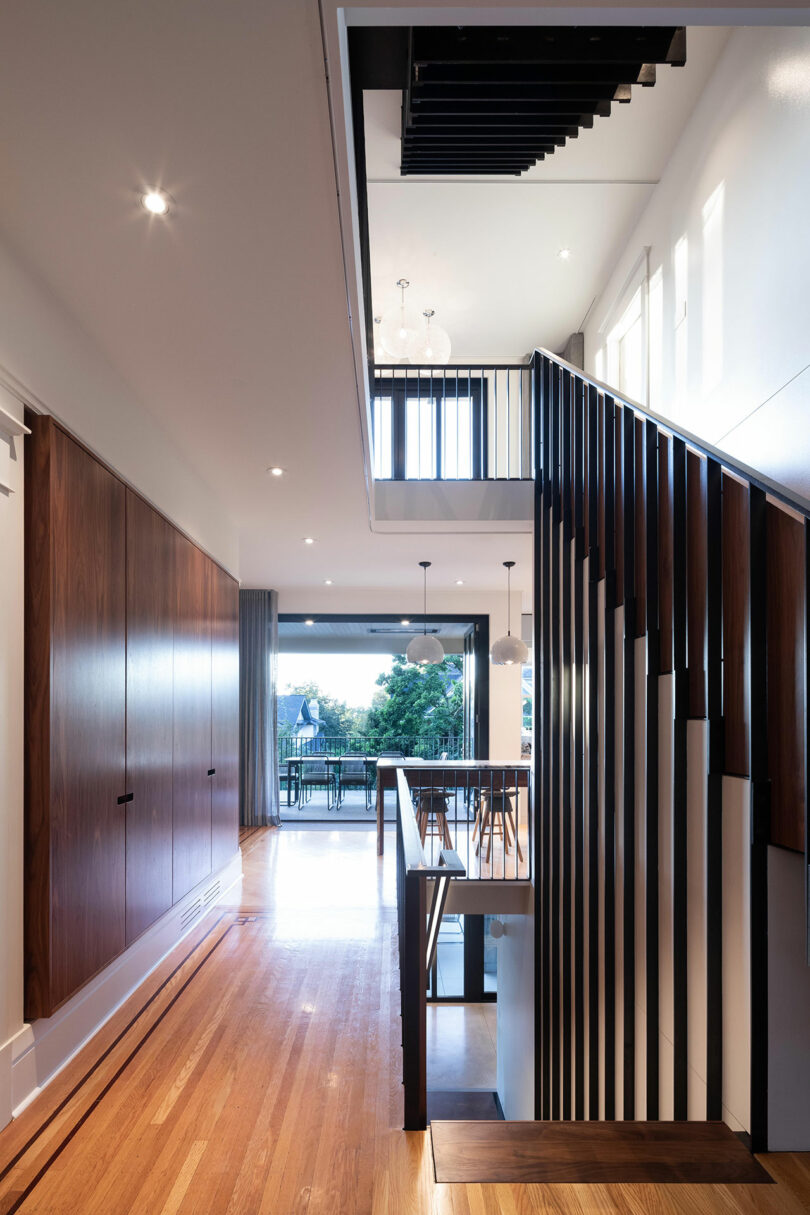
[370,364,534,530]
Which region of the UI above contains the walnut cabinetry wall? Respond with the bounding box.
[24,415,239,1020]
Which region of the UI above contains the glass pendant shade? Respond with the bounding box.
[379,279,421,360]
[412,310,451,365]
[406,560,445,665]
[373,316,387,362]
[491,560,528,666]
[406,632,445,665]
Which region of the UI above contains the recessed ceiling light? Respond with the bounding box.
[558,248,572,261]
[141,189,170,216]
[324,579,333,585]
[401,618,410,626]
[305,619,315,626]
[267,466,284,477]
[303,537,315,545]
[455,579,464,586]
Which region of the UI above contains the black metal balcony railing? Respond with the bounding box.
[372,364,532,481]
[278,734,464,762]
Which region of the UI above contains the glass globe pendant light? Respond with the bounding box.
[491,561,529,665]
[406,561,445,665]
[379,278,421,361]
[373,315,386,362]
[412,309,451,365]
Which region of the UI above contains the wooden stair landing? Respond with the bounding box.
[431,1120,773,1185]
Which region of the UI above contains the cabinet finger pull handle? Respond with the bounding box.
[117,792,134,805]
[208,768,216,776]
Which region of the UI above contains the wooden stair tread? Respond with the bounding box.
[431,1119,774,1185]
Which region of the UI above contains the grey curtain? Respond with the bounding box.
[239,588,281,828]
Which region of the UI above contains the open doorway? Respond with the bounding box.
[277,613,489,822]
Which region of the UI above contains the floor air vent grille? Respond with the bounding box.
[180,897,203,929]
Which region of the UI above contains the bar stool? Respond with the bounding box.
[414,788,454,849]
[475,789,523,864]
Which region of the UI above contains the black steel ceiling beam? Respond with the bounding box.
[408,121,580,138]
[409,100,599,119]
[410,26,685,66]
[403,124,569,140]
[411,84,617,108]
[414,64,655,87]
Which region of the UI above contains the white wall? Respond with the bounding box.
[0,234,240,1130]
[276,586,524,761]
[586,27,810,504]
[0,235,239,572]
[0,386,24,1130]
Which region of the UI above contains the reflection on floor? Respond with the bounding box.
[2,825,808,1214]
[427,1003,497,1092]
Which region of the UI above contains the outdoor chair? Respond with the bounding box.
[336,754,373,810]
[297,754,336,810]
[279,758,299,807]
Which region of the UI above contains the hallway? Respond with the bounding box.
[0,826,808,1214]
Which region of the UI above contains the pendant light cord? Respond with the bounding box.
[423,564,427,635]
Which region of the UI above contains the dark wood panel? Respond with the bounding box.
[687,451,707,717]
[431,1120,773,1185]
[211,563,240,873]
[658,433,673,673]
[125,491,175,943]
[634,416,646,637]
[24,413,55,1020]
[722,475,750,777]
[173,532,213,900]
[49,425,127,1012]
[766,504,806,852]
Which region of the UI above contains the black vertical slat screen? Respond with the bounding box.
[671,436,689,1121]
[705,458,724,1120]
[573,376,586,1121]
[561,370,573,1120]
[644,419,660,1119]
[603,395,617,1120]
[532,350,810,1150]
[550,364,562,1119]
[622,403,636,1119]
[586,384,600,1121]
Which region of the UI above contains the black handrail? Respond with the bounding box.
[534,345,810,521]
[395,766,465,1131]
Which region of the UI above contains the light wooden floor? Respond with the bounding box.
[0,825,808,1214]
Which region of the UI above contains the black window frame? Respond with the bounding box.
[372,373,488,481]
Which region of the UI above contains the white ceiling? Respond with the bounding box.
[0,4,727,595]
[367,26,730,360]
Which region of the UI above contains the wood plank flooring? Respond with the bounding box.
[0,825,807,1214]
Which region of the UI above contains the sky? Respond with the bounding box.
[278,652,395,708]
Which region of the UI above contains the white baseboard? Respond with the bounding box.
[9,850,242,1120]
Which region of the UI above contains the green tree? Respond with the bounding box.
[365,655,463,752]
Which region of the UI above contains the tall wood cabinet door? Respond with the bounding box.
[172,532,212,901]
[211,565,239,872]
[50,429,127,1009]
[126,492,175,942]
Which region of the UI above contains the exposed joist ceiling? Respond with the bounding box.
[401,26,686,176]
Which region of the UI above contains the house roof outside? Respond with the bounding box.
[277,694,322,732]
